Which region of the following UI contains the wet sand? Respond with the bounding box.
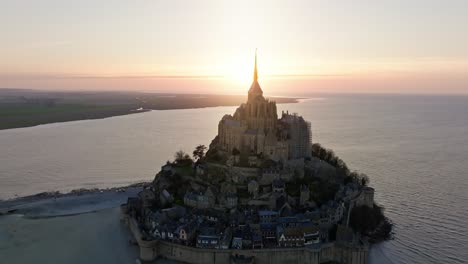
[0,188,182,264]
[0,208,139,264]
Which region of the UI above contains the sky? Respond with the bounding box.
[1,0,467,96]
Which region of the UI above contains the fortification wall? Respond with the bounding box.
[153,241,367,264]
[125,214,368,264]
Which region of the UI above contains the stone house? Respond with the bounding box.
[177,221,198,245]
[241,225,253,249]
[205,209,223,223]
[272,179,285,193]
[160,223,177,241]
[138,188,156,208]
[218,227,233,249]
[276,196,293,216]
[153,226,162,239]
[252,232,263,249]
[261,169,280,185]
[276,226,304,247]
[159,189,173,206]
[183,191,211,209]
[231,229,243,249]
[278,216,301,228]
[260,223,277,245]
[303,225,320,245]
[225,193,238,209]
[258,210,279,223]
[196,227,220,249]
[145,210,164,231]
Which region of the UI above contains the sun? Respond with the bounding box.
[223,52,257,87]
[228,64,253,86]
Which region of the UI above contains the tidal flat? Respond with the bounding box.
[0,187,181,264]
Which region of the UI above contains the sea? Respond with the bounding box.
[0,94,467,264]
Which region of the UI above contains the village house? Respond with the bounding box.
[225,193,238,209]
[260,169,280,185]
[231,229,243,249]
[161,206,186,220]
[272,179,285,193]
[241,225,253,249]
[276,226,305,247]
[252,232,263,249]
[183,191,212,209]
[145,210,164,231]
[258,210,279,223]
[218,227,233,250]
[303,225,321,245]
[204,209,224,223]
[196,227,220,249]
[159,223,178,241]
[260,223,277,245]
[276,195,293,216]
[159,189,173,206]
[138,188,156,208]
[177,221,198,245]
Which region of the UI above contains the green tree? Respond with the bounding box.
[174,150,193,166]
[232,148,240,155]
[192,144,207,161]
[174,150,186,162]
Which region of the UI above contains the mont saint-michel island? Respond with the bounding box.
[122,55,393,264]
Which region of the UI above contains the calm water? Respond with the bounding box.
[1,95,467,263]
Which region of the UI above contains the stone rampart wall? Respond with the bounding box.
[125,214,368,264]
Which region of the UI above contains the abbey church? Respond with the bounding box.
[217,53,312,162]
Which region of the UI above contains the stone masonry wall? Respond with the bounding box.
[124,212,368,264]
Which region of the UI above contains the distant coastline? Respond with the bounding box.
[0,89,300,130]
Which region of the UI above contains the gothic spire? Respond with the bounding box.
[253,48,258,82]
[248,49,264,102]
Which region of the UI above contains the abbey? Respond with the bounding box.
[122,52,388,264]
[217,53,312,162]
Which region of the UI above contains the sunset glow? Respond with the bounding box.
[1,0,467,95]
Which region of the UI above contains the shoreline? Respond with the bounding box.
[0,99,300,131]
[0,89,301,131]
[0,182,150,217]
